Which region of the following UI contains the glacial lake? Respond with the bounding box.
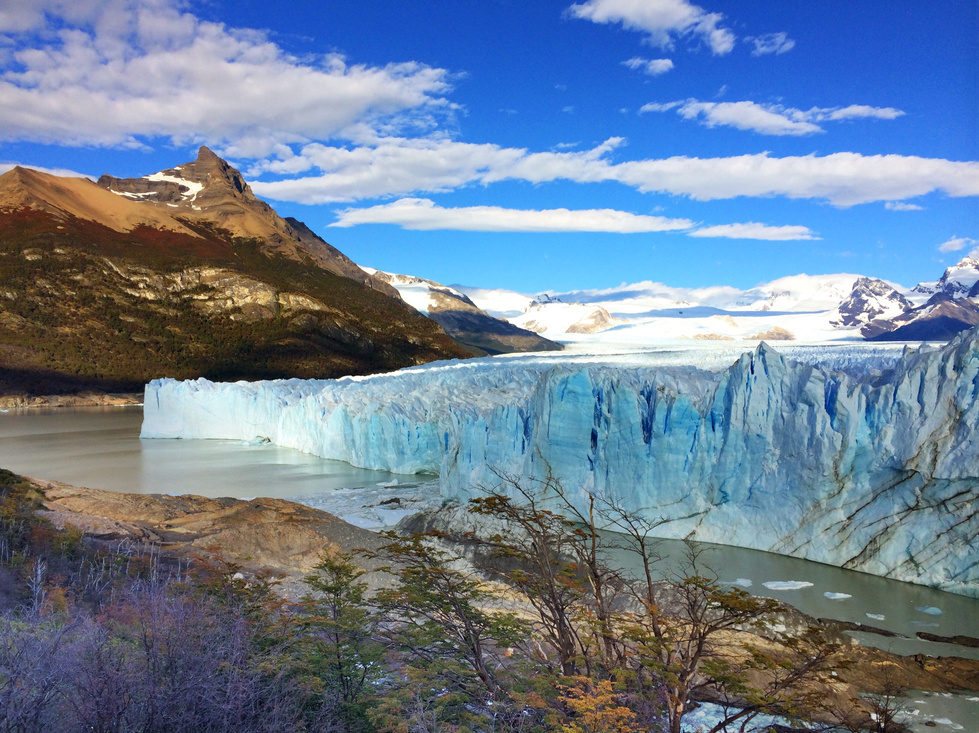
[1,406,977,731]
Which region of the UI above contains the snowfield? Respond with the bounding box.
[142,330,979,597]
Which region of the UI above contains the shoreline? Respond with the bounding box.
[0,391,143,410]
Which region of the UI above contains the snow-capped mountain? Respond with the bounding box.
[361,268,561,355]
[830,277,913,334]
[911,257,979,299]
[449,258,979,345]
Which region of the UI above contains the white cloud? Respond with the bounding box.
[623,57,674,75]
[640,98,905,135]
[610,152,979,206]
[688,222,818,240]
[251,136,979,208]
[329,198,695,232]
[938,235,978,253]
[746,32,795,56]
[825,105,904,121]
[0,0,453,153]
[885,201,923,211]
[568,0,735,55]
[251,137,620,203]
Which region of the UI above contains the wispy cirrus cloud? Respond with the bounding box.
[885,201,923,211]
[688,222,818,240]
[568,0,735,54]
[746,32,795,56]
[640,99,904,136]
[623,57,674,75]
[0,0,454,155]
[330,198,695,232]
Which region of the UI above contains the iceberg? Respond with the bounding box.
[142,329,979,597]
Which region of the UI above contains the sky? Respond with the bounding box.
[0,0,977,294]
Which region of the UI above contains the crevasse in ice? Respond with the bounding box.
[141,330,979,597]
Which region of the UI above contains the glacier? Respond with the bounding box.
[141,331,979,597]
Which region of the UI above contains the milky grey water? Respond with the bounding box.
[0,405,419,499]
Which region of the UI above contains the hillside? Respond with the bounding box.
[0,151,469,396]
[361,268,562,355]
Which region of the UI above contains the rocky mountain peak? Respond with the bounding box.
[831,277,912,329]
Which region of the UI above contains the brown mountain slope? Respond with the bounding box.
[0,156,469,396]
[97,147,394,295]
[0,166,200,237]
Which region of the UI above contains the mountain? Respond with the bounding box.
[868,257,979,341]
[97,147,394,295]
[0,150,469,395]
[451,261,979,345]
[360,269,561,355]
[830,277,913,335]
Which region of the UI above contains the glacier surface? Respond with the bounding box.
[142,332,979,597]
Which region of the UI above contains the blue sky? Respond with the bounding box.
[0,0,976,293]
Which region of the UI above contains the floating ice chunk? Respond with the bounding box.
[377,480,400,487]
[824,592,852,600]
[866,613,886,621]
[730,578,753,587]
[915,606,943,615]
[763,581,813,590]
[912,621,940,628]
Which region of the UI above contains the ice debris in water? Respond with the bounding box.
[824,592,852,600]
[763,581,814,591]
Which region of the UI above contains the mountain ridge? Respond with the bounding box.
[0,152,471,396]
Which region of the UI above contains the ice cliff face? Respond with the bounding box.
[142,330,979,597]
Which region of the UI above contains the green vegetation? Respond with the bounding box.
[0,209,467,395]
[0,469,905,732]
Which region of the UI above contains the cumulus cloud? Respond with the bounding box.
[640,98,905,135]
[0,0,453,153]
[746,32,795,56]
[251,135,979,208]
[938,235,978,253]
[688,222,818,240]
[623,57,674,75]
[885,201,923,211]
[330,198,695,232]
[568,0,735,55]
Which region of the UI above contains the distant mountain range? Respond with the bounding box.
[423,259,979,345]
[0,148,472,395]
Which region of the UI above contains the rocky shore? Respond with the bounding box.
[0,391,143,410]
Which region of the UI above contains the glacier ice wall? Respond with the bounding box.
[142,331,979,597]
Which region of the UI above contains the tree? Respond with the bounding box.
[366,530,528,726]
[295,551,386,733]
[468,475,846,733]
